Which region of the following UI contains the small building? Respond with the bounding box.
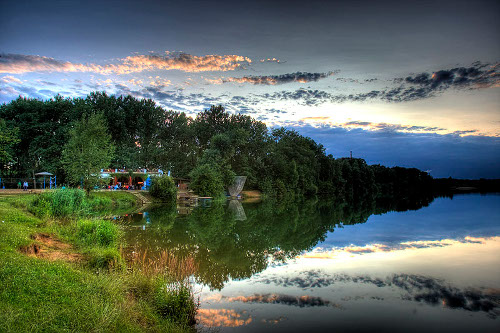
[99,169,188,190]
[100,168,163,189]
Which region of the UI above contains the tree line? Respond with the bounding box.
[1,92,433,198]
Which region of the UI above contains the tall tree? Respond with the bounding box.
[62,113,115,194]
[0,119,20,175]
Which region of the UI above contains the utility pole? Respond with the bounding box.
[350,150,352,159]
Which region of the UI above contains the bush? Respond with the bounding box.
[51,189,86,217]
[76,219,120,247]
[149,176,177,202]
[85,196,113,211]
[189,164,225,197]
[86,247,125,271]
[28,189,87,218]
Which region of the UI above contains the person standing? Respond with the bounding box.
[17,181,22,189]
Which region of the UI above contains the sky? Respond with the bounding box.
[1,0,499,178]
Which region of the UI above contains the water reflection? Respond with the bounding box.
[119,193,500,332]
[247,271,500,316]
[196,309,252,327]
[120,194,498,291]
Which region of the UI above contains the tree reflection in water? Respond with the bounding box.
[121,194,436,290]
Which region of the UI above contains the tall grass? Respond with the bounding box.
[0,195,198,332]
[130,250,198,281]
[28,189,88,218]
[27,189,139,218]
[76,219,121,247]
[128,250,199,326]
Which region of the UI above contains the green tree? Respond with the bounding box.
[149,176,177,202]
[0,119,20,175]
[189,164,225,197]
[62,113,115,194]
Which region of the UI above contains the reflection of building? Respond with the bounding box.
[228,200,247,221]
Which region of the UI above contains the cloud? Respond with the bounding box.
[342,121,446,133]
[219,71,336,85]
[260,57,283,63]
[258,62,499,104]
[261,316,287,324]
[292,123,500,178]
[260,88,334,106]
[253,271,500,317]
[117,52,252,74]
[127,78,144,86]
[1,75,23,84]
[300,116,330,121]
[196,309,252,327]
[401,62,500,89]
[0,52,252,74]
[302,238,485,258]
[206,293,338,308]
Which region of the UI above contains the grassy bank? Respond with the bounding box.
[0,190,197,332]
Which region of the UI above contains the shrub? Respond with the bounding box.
[86,247,125,271]
[76,219,120,247]
[189,164,224,197]
[51,189,86,217]
[86,196,113,211]
[28,189,87,218]
[149,176,177,202]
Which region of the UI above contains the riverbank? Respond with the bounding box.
[0,190,197,332]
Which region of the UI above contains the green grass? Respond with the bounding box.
[0,194,196,333]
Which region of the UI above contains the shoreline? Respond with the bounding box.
[0,191,197,332]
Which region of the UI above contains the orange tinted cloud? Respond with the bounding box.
[0,52,251,74]
[196,309,252,327]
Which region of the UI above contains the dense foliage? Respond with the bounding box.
[0,119,20,168]
[149,176,177,202]
[126,192,436,290]
[1,92,433,198]
[62,113,115,193]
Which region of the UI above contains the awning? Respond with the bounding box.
[35,172,54,176]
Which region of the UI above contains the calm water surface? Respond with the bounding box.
[120,194,500,332]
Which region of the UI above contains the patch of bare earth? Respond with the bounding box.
[20,233,82,262]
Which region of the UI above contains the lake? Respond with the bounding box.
[119,193,500,332]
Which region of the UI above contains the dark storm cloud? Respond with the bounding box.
[253,271,500,316]
[221,71,336,85]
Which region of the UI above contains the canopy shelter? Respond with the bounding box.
[35,172,55,189]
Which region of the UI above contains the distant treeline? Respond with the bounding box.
[0,92,497,198]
